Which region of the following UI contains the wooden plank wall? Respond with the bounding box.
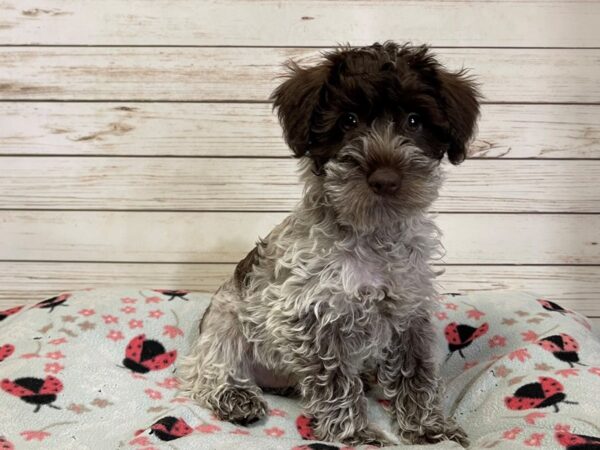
[0,1,599,330]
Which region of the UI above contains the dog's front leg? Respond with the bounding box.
[296,328,391,447]
[378,317,469,447]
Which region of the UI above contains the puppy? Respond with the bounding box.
[180,41,480,447]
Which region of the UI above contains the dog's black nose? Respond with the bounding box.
[368,168,401,195]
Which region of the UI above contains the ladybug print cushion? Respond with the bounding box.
[0,288,599,449]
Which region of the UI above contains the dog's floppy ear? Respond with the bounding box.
[435,68,481,165]
[271,62,330,158]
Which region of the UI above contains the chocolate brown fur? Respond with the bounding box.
[180,42,480,447]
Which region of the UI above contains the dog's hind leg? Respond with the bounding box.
[179,282,268,425]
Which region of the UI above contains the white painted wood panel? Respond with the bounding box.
[1,103,598,158]
[0,158,598,212]
[1,263,599,316]
[0,212,597,264]
[1,48,599,102]
[1,1,598,47]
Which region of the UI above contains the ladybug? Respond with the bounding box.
[35,293,71,312]
[537,334,584,367]
[149,416,193,441]
[0,436,14,450]
[0,344,14,363]
[1,375,63,412]
[122,334,177,373]
[538,299,568,314]
[505,376,577,413]
[153,289,189,301]
[0,305,23,322]
[444,322,489,359]
[556,429,600,449]
[296,414,317,440]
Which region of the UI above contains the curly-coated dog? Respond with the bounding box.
[180,41,480,447]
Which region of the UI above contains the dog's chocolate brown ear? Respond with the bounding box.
[436,68,481,165]
[270,62,330,158]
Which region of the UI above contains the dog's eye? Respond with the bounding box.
[406,113,422,131]
[339,112,359,131]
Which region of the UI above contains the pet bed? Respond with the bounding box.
[0,288,599,449]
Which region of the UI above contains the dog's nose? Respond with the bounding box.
[368,168,401,195]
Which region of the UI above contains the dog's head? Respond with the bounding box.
[272,42,480,231]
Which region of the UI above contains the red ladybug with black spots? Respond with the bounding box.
[149,416,193,441]
[0,436,15,450]
[444,322,489,359]
[1,375,63,412]
[0,305,23,322]
[296,415,317,440]
[122,334,177,373]
[538,299,569,314]
[556,429,600,449]
[35,293,71,312]
[537,334,584,367]
[505,376,577,413]
[0,344,14,363]
[153,289,189,301]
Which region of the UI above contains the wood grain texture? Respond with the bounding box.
[0,157,597,212]
[1,263,599,316]
[1,48,599,102]
[1,103,599,158]
[0,212,598,264]
[1,1,598,47]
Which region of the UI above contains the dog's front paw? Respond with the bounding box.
[399,419,469,448]
[339,424,393,447]
[207,384,268,425]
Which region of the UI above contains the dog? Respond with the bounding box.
[180,41,480,447]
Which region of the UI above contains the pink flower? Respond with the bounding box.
[20,352,41,359]
[128,319,143,329]
[44,362,64,374]
[121,306,136,314]
[45,351,65,360]
[264,427,285,438]
[503,427,523,440]
[20,431,50,441]
[488,335,507,348]
[588,367,600,376]
[524,412,546,425]
[268,408,287,417]
[78,308,95,316]
[129,436,151,446]
[102,314,119,324]
[107,330,124,341]
[195,424,220,433]
[148,309,164,319]
[554,423,571,433]
[524,432,545,447]
[163,325,184,338]
[463,361,478,370]
[435,311,448,321]
[49,337,67,345]
[508,348,531,363]
[467,309,485,320]
[121,297,137,304]
[145,296,162,304]
[144,388,162,400]
[555,368,579,378]
[444,303,458,310]
[521,330,539,343]
[230,428,250,435]
[156,377,180,390]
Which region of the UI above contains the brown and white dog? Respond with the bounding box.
[180,41,480,447]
